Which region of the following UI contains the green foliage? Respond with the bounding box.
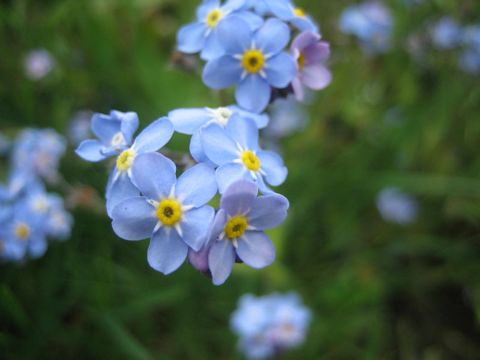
[1,0,480,359]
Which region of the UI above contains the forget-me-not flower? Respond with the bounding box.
[177,0,263,60]
[290,31,331,101]
[202,17,297,113]
[206,180,288,285]
[169,105,268,163]
[255,0,319,33]
[23,49,55,81]
[111,152,217,275]
[201,116,287,193]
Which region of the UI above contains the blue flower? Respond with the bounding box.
[376,187,418,225]
[111,152,217,274]
[205,180,288,285]
[169,105,268,163]
[430,17,462,50]
[177,0,263,60]
[231,292,311,359]
[202,17,297,113]
[256,0,319,33]
[201,115,287,193]
[75,110,139,162]
[339,2,393,54]
[104,117,174,217]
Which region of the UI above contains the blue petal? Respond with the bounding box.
[254,18,290,55]
[116,111,139,144]
[233,11,263,30]
[237,231,275,268]
[148,227,188,274]
[247,193,289,230]
[220,180,257,216]
[176,164,217,207]
[168,108,212,135]
[226,115,259,151]
[132,117,173,153]
[265,52,297,88]
[189,130,210,164]
[75,140,108,162]
[200,30,225,60]
[216,163,250,194]
[208,208,227,242]
[208,239,235,285]
[257,150,287,186]
[235,75,271,113]
[202,55,242,89]
[264,0,292,20]
[291,16,319,33]
[177,22,207,54]
[201,123,239,165]
[111,197,156,241]
[217,16,252,54]
[91,113,120,144]
[196,0,220,20]
[106,172,141,218]
[28,234,48,259]
[222,0,247,12]
[132,153,176,201]
[188,246,210,273]
[181,206,215,252]
[229,105,269,128]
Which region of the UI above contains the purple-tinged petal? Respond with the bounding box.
[202,123,239,165]
[265,52,297,88]
[132,152,176,201]
[255,18,290,55]
[208,240,235,285]
[176,164,217,207]
[247,194,289,230]
[303,42,330,63]
[132,117,173,153]
[220,180,257,215]
[111,197,157,240]
[148,228,188,274]
[188,246,210,273]
[177,22,207,54]
[106,172,141,218]
[168,108,212,135]
[216,163,250,194]
[301,64,332,90]
[236,231,275,268]
[257,150,287,186]
[75,140,108,162]
[181,206,215,252]
[292,77,305,102]
[202,55,243,89]
[235,75,271,113]
[291,31,321,52]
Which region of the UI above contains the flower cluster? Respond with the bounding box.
[0,129,72,262]
[231,292,312,359]
[339,1,393,55]
[177,0,332,109]
[430,17,480,74]
[76,109,289,284]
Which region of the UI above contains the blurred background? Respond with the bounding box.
[1,0,480,358]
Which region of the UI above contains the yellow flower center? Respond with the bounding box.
[294,7,306,17]
[224,216,248,239]
[241,50,265,74]
[297,53,305,70]
[241,151,261,171]
[206,9,223,28]
[15,223,30,240]
[116,149,136,172]
[156,199,183,226]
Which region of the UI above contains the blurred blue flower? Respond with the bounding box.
[12,128,66,182]
[104,117,174,217]
[205,180,288,285]
[201,116,287,193]
[256,0,319,33]
[202,17,297,113]
[23,49,55,81]
[68,111,92,146]
[263,95,308,139]
[177,0,262,60]
[231,292,311,359]
[169,105,268,163]
[339,1,393,54]
[459,25,480,74]
[75,110,139,162]
[376,187,418,225]
[430,17,462,50]
[111,152,217,275]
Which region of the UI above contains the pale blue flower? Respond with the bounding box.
[430,17,462,50]
[202,17,297,112]
[111,152,217,274]
[376,187,418,225]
